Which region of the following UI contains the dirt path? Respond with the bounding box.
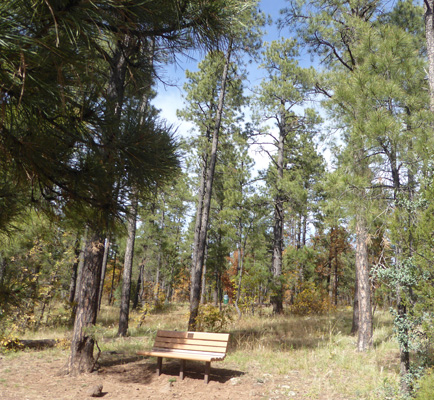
[0,351,313,400]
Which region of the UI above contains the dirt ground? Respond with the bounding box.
[0,350,312,400]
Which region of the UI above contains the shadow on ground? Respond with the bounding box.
[98,354,244,385]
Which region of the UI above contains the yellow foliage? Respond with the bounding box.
[55,338,71,350]
[0,335,23,352]
[195,304,233,332]
[289,282,335,316]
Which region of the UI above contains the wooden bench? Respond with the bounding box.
[137,330,230,383]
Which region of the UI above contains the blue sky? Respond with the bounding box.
[152,0,311,172]
[153,0,288,122]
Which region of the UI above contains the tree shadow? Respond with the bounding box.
[97,352,144,368]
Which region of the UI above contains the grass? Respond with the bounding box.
[220,309,400,399]
[2,302,403,399]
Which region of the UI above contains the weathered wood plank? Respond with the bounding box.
[157,330,229,342]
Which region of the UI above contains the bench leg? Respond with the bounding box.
[204,362,211,384]
[156,357,162,376]
[180,359,185,380]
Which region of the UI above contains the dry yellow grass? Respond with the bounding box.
[11,303,401,399]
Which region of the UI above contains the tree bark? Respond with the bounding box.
[118,195,138,336]
[188,42,233,330]
[200,245,208,304]
[355,214,372,351]
[74,229,87,304]
[425,1,434,112]
[67,231,105,374]
[68,238,81,304]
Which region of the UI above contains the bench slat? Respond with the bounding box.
[157,330,229,342]
[137,349,225,362]
[154,337,228,349]
[154,340,227,353]
[153,340,227,353]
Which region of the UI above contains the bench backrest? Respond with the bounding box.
[153,330,229,355]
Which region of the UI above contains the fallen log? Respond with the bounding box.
[18,339,58,349]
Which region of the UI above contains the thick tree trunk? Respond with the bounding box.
[425,2,434,112]
[189,43,233,330]
[355,214,372,351]
[118,196,138,336]
[74,229,87,304]
[67,231,105,374]
[71,229,87,322]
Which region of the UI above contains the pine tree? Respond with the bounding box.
[253,38,321,314]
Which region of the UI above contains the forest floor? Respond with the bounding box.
[0,349,318,400]
[0,306,403,400]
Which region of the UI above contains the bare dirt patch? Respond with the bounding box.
[0,350,317,400]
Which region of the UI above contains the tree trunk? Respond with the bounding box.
[351,266,359,335]
[154,260,161,305]
[200,246,208,304]
[234,246,244,319]
[397,285,410,392]
[97,238,110,311]
[133,262,144,309]
[67,231,105,374]
[425,2,434,112]
[355,214,372,351]
[118,195,138,336]
[334,249,339,306]
[190,151,208,304]
[188,42,233,330]
[71,228,87,322]
[108,249,117,305]
[68,238,81,304]
[270,108,285,315]
[0,257,5,287]
[74,229,87,304]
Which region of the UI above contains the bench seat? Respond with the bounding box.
[137,330,230,383]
